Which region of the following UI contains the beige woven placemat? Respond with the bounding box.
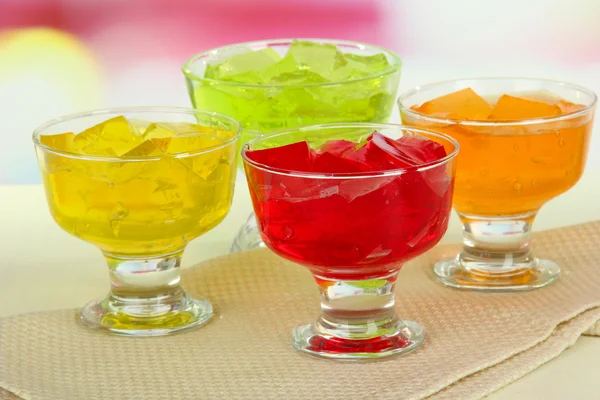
[2,221,600,400]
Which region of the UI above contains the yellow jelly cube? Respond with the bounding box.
[165,136,222,154]
[39,132,76,152]
[143,122,207,140]
[73,116,142,156]
[128,119,152,136]
[122,138,171,157]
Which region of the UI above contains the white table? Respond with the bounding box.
[2,177,600,399]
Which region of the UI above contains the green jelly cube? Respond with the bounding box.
[286,40,347,81]
[261,55,299,82]
[344,53,392,74]
[205,47,282,82]
[269,70,328,85]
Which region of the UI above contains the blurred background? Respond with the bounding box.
[1,0,599,184]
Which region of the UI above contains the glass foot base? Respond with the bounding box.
[434,257,560,292]
[80,294,213,336]
[291,320,424,361]
[231,212,266,252]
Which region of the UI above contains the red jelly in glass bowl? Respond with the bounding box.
[243,123,458,361]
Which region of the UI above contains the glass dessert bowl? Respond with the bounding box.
[242,122,458,360]
[33,107,241,336]
[399,78,597,291]
[182,38,402,252]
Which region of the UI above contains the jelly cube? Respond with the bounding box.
[319,140,358,157]
[262,55,300,83]
[392,135,447,164]
[313,151,366,173]
[73,116,142,156]
[338,53,392,80]
[39,132,76,152]
[143,122,224,154]
[389,135,450,197]
[489,94,561,120]
[556,99,586,114]
[128,119,151,135]
[143,122,203,140]
[338,174,397,202]
[285,40,354,82]
[361,132,430,169]
[371,133,419,167]
[122,138,170,157]
[143,123,177,140]
[166,137,222,154]
[344,53,391,74]
[417,88,492,120]
[246,141,314,172]
[346,139,400,170]
[205,47,282,82]
[268,70,328,85]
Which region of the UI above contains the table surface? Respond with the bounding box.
[2,177,600,399]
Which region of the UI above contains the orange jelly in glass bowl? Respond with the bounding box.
[402,86,592,216]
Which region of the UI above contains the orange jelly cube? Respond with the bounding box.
[489,95,561,121]
[417,88,492,120]
[556,99,587,114]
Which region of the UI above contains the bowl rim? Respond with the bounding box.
[32,106,242,162]
[182,38,402,89]
[397,77,598,127]
[241,122,459,179]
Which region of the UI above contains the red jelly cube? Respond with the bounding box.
[319,140,358,157]
[370,132,447,167]
[313,151,367,173]
[246,141,314,172]
[373,132,450,197]
[394,135,447,164]
[370,133,418,167]
[347,135,410,171]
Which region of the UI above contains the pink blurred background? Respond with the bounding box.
[1,0,600,183]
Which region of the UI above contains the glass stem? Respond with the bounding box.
[80,249,213,335]
[313,271,400,340]
[104,250,187,317]
[457,212,536,274]
[292,271,424,357]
